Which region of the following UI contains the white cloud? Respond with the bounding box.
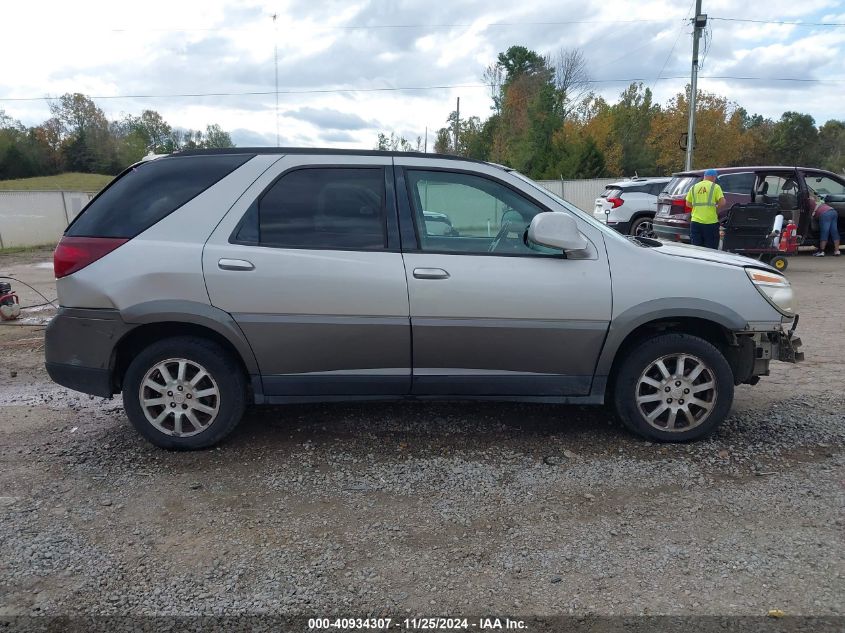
[0,0,842,149]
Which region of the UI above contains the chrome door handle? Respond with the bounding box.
[413,267,450,280]
[218,258,255,271]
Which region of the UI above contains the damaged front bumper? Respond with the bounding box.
[727,316,803,385]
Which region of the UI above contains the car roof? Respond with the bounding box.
[609,177,671,187]
[670,166,840,178]
[171,147,504,169]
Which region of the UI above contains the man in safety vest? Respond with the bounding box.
[685,168,726,249]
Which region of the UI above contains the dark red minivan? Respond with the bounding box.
[652,166,845,248]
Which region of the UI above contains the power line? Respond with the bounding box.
[101,18,672,33]
[2,76,843,103]
[710,17,845,27]
[652,0,696,89]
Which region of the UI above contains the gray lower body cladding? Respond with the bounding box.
[44,308,607,400]
[45,307,131,397]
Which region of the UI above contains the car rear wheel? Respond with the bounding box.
[630,215,656,238]
[122,336,246,449]
[613,333,734,442]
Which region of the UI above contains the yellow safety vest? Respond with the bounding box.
[685,180,723,224]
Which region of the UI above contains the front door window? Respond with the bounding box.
[405,170,558,256]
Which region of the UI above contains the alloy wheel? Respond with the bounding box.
[634,353,717,432]
[139,358,221,437]
[634,219,655,238]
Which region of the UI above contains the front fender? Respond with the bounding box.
[593,298,748,377]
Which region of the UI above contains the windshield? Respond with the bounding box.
[510,171,629,243]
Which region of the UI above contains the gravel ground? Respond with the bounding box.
[0,248,843,623]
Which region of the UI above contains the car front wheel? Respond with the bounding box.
[122,336,247,449]
[613,333,734,442]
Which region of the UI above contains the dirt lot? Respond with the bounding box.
[0,247,843,624]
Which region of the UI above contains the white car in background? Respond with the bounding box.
[593,177,671,238]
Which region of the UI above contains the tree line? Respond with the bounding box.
[379,45,845,180]
[0,93,234,180]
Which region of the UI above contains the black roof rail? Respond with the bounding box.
[170,147,498,167]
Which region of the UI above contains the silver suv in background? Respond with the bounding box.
[593,177,670,238]
[46,149,802,450]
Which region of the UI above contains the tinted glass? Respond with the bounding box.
[67,154,252,238]
[406,170,557,255]
[650,182,668,196]
[245,168,386,249]
[717,172,755,194]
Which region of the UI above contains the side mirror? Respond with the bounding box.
[528,212,588,252]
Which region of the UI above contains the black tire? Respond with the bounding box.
[613,333,734,442]
[629,215,656,238]
[122,336,247,449]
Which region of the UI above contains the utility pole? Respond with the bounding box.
[424,127,428,153]
[454,97,460,154]
[272,13,280,147]
[685,0,706,170]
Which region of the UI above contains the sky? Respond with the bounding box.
[0,0,843,148]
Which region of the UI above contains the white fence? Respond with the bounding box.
[535,178,617,212]
[0,178,616,249]
[0,191,95,249]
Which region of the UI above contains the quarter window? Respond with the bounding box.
[68,154,252,238]
[664,176,697,197]
[405,170,556,255]
[237,168,386,249]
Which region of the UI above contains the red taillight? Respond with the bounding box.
[667,196,691,215]
[53,236,128,278]
[607,197,623,208]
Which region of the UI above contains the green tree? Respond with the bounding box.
[497,46,551,87]
[376,132,420,151]
[611,83,657,175]
[49,93,118,173]
[771,112,818,166]
[573,137,606,178]
[817,120,845,173]
[433,128,452,154]
[488,46,560,176]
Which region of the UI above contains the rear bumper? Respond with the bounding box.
[605,220,631,235]
[653,221,690,242]
[44,307,130,397]
[45,362,112,398]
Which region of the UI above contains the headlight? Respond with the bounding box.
[746,268,795,316]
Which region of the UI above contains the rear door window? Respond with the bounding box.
[67,154,252,238]
[717,172,755,194]
[235,167,387,250]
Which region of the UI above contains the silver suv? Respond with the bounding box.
[45,149,803,449]
[593,177,670,238]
